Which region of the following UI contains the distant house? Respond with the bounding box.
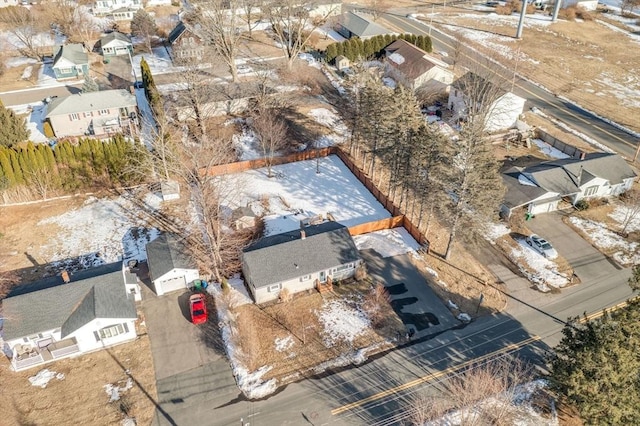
[501,153,637,217]
[168,21,205,62]
[232,206,257,230]
[45,89,138,138]
[146,234,200,296]
[336,11,391,40]
[448,72,526,132]
[563,0,598,10]
[111,7,138,21]
[308,0,342,18]
[242,221,362,304]
[100,32,133,57]
[1,263,139,372]
[0,0,20,8]
[93,0,142,15]
[52,44,89,80]
[384,39,453,92]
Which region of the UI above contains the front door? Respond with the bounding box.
[319,271,326,283]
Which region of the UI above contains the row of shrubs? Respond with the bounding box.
[324,33,433,64]
[495,2,595,21]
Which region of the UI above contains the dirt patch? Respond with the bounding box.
[0,331,157,426]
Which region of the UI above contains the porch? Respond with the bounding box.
[11,338,81,371]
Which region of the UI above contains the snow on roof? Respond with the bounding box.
[518,174,537,187]
[388,52,405,65]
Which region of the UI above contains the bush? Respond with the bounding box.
[507,0,535,13]
[577,8,595,20]
[43,121,54,138]
[575,199,589,210]
[495,4,515,15]
[559,6,578,20]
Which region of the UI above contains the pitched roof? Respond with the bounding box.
[385,39,449,81]
[52,43,88,67]
[242,221,361,288]
[1,263,137,341]
[45,89,137,117]
[503,153,637,208]
[101,31,131,46]
[340,11,389,38]
[146,234,197,281]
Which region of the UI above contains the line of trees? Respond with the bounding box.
[324,33,433,64]
[0,100,29,148]
[0,137,142,200]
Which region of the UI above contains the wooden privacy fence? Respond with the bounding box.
[535,129,586,159]
[201,145,430,247]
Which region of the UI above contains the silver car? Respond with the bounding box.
[525,234,558,259]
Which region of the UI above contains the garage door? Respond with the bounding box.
[115,47,129,55]
[158,276,186,294]
[530,200,558,215]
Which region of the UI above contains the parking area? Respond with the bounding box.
[360,249,460,340]
[526,211,622,280]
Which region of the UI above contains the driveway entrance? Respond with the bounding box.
[360,249,459,340]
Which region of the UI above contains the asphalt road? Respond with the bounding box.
[378,12,640,161]
[0,83,83,107]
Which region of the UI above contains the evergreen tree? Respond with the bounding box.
[343,41,354,61]
[325,43,338,63]
[82,75,100,93]
[384,34,392,46]
[0,148,16,187]
[8,149,24,184]
[424,35,433,53]
[0,99,29,147]
[629,264,640,291]
[363,39,373,59]
[549,301,640,424]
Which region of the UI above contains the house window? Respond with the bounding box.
[299,274,311,282]
[99,109,109,115]
[59,67,73,74]
[335,263,355,272]
[84,111,92,118]
[189,37,195,44]
[585,185,599,196]
[69,113,80,121]
[99,324,124,339]
[267,283,281,293]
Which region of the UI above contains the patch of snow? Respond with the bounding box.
[457,312,472,322]
[509,238,569,291]
[20,65,33,80]
[353,228,421,258]
[317,299,370,347]
[315,24,347,42]
[569,216,639,266]
[320,66,346,95]
[448,300,459,310]
[224,155,391,236]
[9,102,48,143]
[233,126,262,161]
[312,343,385,374]
[135,88,155,150]
[29,369,64,388]
[307,107,349,146]
[518,174,538,187]
[37,193,161,270]
[532,139,571,159]
[104,378,133,402]
[298,52,321,69]
[486,223,511,243]
[382,76,397,88]
[275,335,294,352]
[388,52,405,65]
[5,57,38,68]
[609,205,640,233]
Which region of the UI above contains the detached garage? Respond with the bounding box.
[100,32,133,57]
[146,234,199,296]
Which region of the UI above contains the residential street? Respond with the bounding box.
[0,83,83,107]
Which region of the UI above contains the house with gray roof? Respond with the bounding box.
[242,221,362,304]
[1,262,139,371]
[100,32,133,57]
[45,89,138,138]
[384,39,453,92]
[146,234,199,296]
[336,11,391,40]
[52,44,89,80]
[501,153,637,217]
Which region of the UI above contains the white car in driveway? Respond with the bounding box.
[525,234,558,259]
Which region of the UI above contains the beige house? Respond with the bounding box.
[168,21,206,62]
[45,90,138,138]
[384,39,453,92]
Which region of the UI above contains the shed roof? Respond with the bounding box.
[101,31,132,47]
[52,43,88,67]
[45,89,137,117]
[146,233,197,281]
[1,263,137,341]
[340,11,389,38]
[242,221,361,289]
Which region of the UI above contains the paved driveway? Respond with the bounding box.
[360,250,459,340]
[139,284,238,425]
[526,211,622,280]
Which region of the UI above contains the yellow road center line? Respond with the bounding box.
[331,335,541,416]
[578,298,637,323]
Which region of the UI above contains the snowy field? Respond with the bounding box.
[354,228,421,258]
[36,192,163,272]
[222,155,390,236]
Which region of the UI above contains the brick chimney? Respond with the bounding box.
[300,230,306,240]
[61,270,70,283]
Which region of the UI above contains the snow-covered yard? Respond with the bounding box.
[354,228,422,258]
[222,155,390,236]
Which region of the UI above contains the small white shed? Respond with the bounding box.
[146,234,199,296]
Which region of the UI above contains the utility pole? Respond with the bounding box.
[127,48,138,83]
[429,3,434,37]
[634,139,640,163]
[511,45,521,92]
[551,0,562,22]
[515,0,527,39]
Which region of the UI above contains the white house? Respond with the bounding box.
[384,39,453,92]
[242,221,362,304]
[448,72,526,132]
[1,263,139,372]
[564,0,598,10]
[146,234,200,296]
[501,153,637,217]
[100,32,133,57]
[93,0,142,16]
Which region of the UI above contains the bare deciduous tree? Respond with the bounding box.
[131,9,158,53]
[189,1,245,81]
[619,188,640,236]
[0,7,47,60]
[240,0,264,39]
[266,0,337,69]
[251,107,288,177]
[366,0,391,21]
[620,0,640,16]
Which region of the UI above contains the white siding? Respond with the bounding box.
[485,93,526,132]
[153,268,199,295]
[69,318,137,352]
